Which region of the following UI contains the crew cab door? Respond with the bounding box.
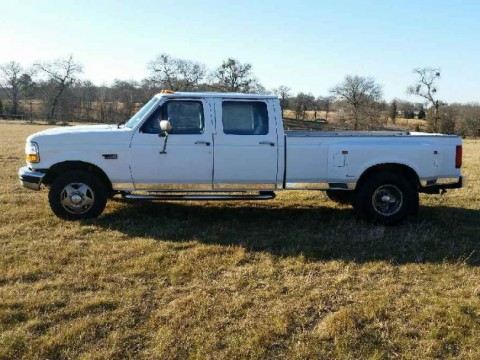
[129,98,214,190]
[213,98,279,189]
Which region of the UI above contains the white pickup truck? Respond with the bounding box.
[19,91,463,224]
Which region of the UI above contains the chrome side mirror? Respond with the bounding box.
[159,120,172,154]
[160,120,172,132]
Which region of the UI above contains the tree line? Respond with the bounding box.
[0,54,264,124]
[0,54,479,136]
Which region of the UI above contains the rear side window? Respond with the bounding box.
[222,101,268,135]
[141,100,204,134]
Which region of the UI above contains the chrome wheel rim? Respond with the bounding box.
[60,183,95,214]
[371,184,403,216]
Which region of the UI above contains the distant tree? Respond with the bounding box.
[95,86,111,123]
[0,61,24,115]
[439,106,456,134]
[293,93,315,120]
[273,86,291,117]
[112,79,139,119]
[0,99,3,115]
[390,100,398,124]
[404,110,415,119]
[317,96,334,122]
[19,73,36,121]
[293,97,302,120]
[77,80,97,121]
[418,107,426,119]
[331,75,382,130]
[140,78,161,99]
[464,117,480,137]
[407,67,441,131]
[35,55,82,122]
[461,106,480,137]
[312,97,320,120]
[148,53,206,91]
[212,58,260,93]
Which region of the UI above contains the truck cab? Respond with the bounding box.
[127,92,283,191]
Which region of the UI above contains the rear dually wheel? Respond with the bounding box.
[353,171,419,225]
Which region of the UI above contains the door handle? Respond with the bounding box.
[195,140,211,146]
[259,141,275,146]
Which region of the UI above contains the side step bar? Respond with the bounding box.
[123,191,276,201]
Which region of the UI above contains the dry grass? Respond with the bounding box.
[0,122,479,359]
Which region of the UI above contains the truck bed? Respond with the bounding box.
[284,130,462,188]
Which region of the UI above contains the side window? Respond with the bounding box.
[222,101,268,135]
[141,100,204,134]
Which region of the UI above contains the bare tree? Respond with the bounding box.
[213,58,259,93]
[76,80,97,121]
[317,96,334,122]
[148,53,206,91]
[0,61,24,116]
[293,93,315,120]
[407,67,441,131]
[19,72,36,121]
[390,99,398,125]
[35,55,82,122]
[273,86,291,117]
[312,98,320,120]
[112,79,139,120]
[439,105,456,134]
[454,104,480,137]
[140,78,160,100]
[331,75,382,130]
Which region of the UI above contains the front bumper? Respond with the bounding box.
[18,166,45,191]
[420,176,464,194]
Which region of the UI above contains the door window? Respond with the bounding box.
[222,101,268,135]
[141,100,204,134]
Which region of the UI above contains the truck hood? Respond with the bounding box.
[29,124,118,138]
[28,124,131,141]
[26,124,133,149]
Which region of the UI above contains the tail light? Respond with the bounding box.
[455,145,462,168]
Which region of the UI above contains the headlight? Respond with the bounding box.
[25,141,40,163]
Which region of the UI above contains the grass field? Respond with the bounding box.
[1,122,479,359]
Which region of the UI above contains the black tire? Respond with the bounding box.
[326,190,354,205]
[48,170,108,220]
[353,171,419,225]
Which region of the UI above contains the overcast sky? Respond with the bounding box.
[1,0,479,102]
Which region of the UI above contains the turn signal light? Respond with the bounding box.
[26,154,39,163]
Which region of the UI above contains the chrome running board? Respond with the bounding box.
[122,191,276,201]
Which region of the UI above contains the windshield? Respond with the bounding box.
[124,97,159,129]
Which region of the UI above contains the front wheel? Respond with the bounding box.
[48,170,108,220]
[353,172,419,225]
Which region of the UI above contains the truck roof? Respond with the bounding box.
[154,91,278,99]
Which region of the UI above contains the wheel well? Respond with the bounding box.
[43,161,113,193]
[356,163,420,190]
